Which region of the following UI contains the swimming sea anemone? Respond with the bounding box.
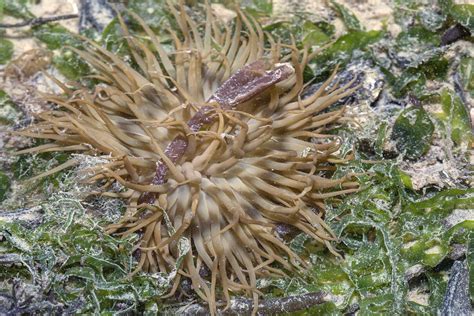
[16,2,359,314]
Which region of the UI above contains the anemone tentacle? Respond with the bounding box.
[16,2,358,314]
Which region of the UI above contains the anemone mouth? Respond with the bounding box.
[15,2,359,314]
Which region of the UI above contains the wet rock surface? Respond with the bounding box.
[441,260,471,316]
[179,291,329,316]
[303,60,385,109]
[79,0,115,33]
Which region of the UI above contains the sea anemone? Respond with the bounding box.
[15,2,359,314]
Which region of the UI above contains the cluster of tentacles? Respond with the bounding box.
[16,2,359,314]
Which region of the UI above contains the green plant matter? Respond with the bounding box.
[0,39,13,64]
[391,106,435,159]
[0,200,167,313]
